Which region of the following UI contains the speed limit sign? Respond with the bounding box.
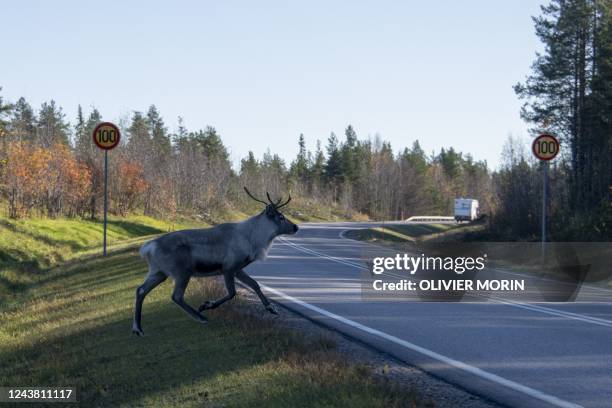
[92,121,121,257]
[92,122,121,150]
[532,134,559,161]
[532,133,559,253]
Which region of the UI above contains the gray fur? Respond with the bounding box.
[132,199,298,336]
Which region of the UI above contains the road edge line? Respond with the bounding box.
[261,283,582,408]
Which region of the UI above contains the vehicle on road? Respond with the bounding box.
[454,198,479,222]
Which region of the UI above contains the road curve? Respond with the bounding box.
[245,222,612,408]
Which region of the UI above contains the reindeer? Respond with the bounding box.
[132,187,298,336]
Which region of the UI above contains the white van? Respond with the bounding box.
[454,198,479,222]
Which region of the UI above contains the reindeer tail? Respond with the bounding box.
[139,240,157,262]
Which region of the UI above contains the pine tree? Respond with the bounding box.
[404,140,427,173]
[9,97,35,142]
[78,108,103,159]
[588,0,612,218]
[173,116,188,144]
[74,105,87,154]
[291,133,309,183]
[193,126,228,161]
[515,0,610,214]
[341,125,358,183]
[437,147,462,180]
[311,139,326,193]
[241,151,259,176]
[36,100,70,147]
[146,105,171,160]
[171,116,190,157]
[128,112,150,148]
[325,132,343,186]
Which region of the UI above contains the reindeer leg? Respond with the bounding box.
[235,269,278,314]
[198,271,236,311]
[133,271,167,336]
[172,276,208,324]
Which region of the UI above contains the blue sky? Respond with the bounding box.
[1,1,545,169]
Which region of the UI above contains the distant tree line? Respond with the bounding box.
[0,93,491,223]
[275,128,493,221]
[0,99,234,222]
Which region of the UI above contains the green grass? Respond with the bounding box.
[0,201,365,297]
[0,236,425,407]
[0,214,203,296]
[283,198,370,223]
[190,197,369,226]
[0,212,426,407]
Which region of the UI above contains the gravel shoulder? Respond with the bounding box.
[238,286,501,408]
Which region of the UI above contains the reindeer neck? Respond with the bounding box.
[244,212,278,259]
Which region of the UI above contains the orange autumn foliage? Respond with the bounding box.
[112,159,148,216]
[1,142,91,218]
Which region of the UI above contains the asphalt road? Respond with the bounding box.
[245,222,612,408]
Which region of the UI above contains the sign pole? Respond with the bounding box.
[541,161,548,257]
[92,122,121,257]
[531,133,558,261]
[103,149,108,256]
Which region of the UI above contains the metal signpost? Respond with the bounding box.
[532,133,560,257]
[92,122,121,256]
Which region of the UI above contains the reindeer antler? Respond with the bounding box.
[243,187,268,205]
[244,187,292,209]
[266,192,282,206]
[275,193,292,209]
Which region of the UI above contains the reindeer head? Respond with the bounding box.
[244,187,299,235]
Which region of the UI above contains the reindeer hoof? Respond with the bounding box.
[265,304,279,315]
[132,328,144,337]
[198,301,214,312]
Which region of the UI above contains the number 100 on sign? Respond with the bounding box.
[93,122,121,150]
[532,134,559,161]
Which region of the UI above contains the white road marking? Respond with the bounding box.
[481,296,612,328]
[279,237,366,270]
[262,283,582,408]
[280,234,612,328]
[497,268,612,295]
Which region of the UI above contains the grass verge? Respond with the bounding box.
[0,214,203,296]
[0,244,426,407]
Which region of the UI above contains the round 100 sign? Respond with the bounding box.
[93,122,121,150]
[531,133,559,161]
[532,134,560,161]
